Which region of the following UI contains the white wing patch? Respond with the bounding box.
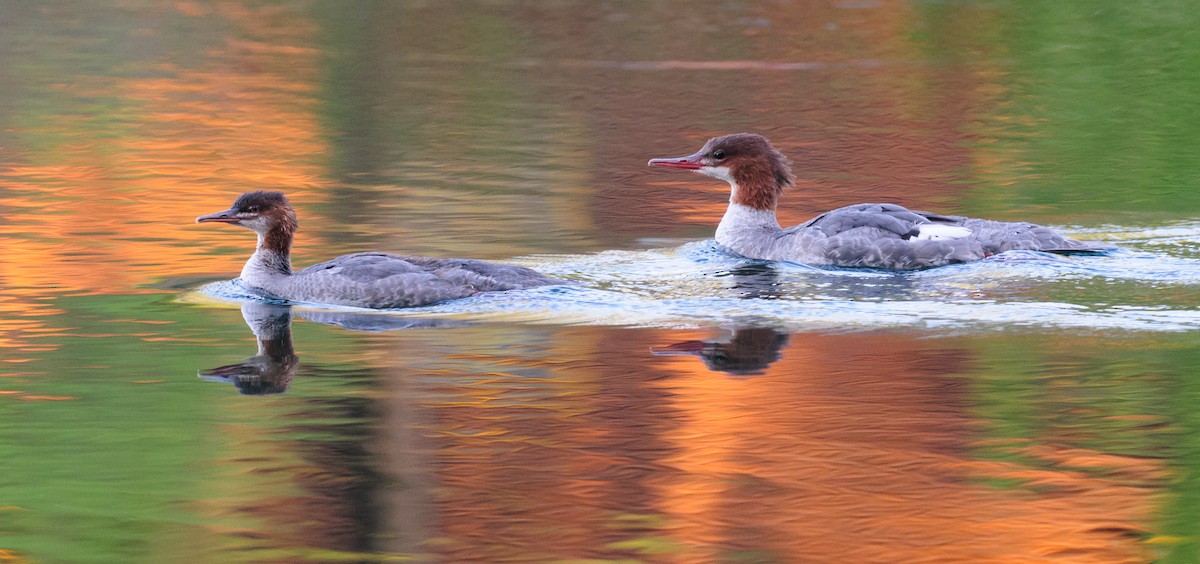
[914,224,972,241]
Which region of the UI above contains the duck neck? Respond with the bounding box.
[242,226,294,285]
[715,180,783,257]
[258,319,295,361]
[241,304,294,354]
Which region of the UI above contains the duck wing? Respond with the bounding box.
[296,253,478,308]
[398,256,562,290]
[954,218,1115,255]
[789,203,1110,268]
[303,253,430,282]
[296,253,560,308]
[795,203,963,240]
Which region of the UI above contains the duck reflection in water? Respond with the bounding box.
[199,302,299,395]
[654,263,791,376]
[654,260,938,375]
[653,327,790,376]
[200,302,469,394]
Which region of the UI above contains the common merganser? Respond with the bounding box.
[196,191,563,308]
[648,133,1111,270]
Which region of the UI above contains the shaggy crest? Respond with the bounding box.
[703,133,795,209]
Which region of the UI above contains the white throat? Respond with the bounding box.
[697,165,735,185]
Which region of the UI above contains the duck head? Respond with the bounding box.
[196,190,297,236]
[648,133,795,211]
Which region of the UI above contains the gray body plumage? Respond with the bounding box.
[241,250,560,309]
[198,190,563,310]
[717,202,1108,270]
[650,133,1115,271]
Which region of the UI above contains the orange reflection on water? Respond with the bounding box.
[408,329,1157,562]
[0,290,63,354]
[0,2,328,300]
[652,332,1155,562]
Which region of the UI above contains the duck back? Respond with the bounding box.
[277,253,558,309]
[787,203,1109,270]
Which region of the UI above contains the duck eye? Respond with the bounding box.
[712,150,726,160]
[244,206,259,213]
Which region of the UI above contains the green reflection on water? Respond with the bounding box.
[0,294,381,563]
[968,333,1200,561]
[952,1,1200,219]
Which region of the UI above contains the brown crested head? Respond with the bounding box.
[197,191,298,257]
[648,133,795,210]
[197,191,297,234]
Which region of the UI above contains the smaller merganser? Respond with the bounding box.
[649,133,1111,269]
[197,191,563,308]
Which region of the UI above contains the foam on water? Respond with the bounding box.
[189,225,1200,334]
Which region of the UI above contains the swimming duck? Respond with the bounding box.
[196,191,563,308]
[648,133,1110,269]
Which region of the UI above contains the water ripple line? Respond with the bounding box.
[188,235,1200,334]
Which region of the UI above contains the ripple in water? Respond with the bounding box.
[188,225,1200,334]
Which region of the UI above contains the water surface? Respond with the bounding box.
[3,1,1200,562]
